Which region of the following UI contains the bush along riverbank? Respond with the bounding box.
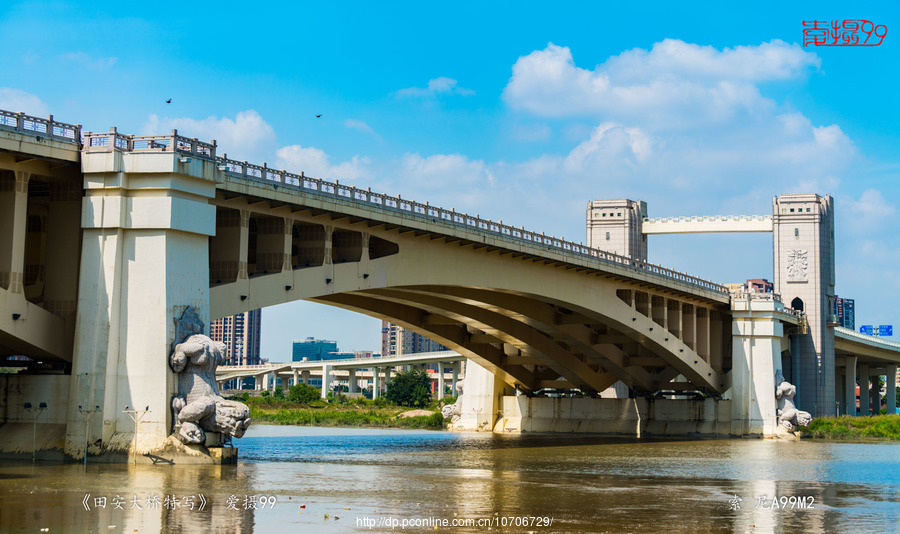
[799,414,900,440]
[231,380,453,430]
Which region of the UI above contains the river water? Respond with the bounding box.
[0,425,897,533]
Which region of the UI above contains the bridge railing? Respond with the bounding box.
[0,110,81,144]
[730,291,806,319]
[75,117,728,295]
[644,214,772,224]
[83,129,217,157]
[211,157,728,294]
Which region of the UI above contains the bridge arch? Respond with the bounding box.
[209,200,731,395]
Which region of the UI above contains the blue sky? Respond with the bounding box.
[2,1,898,359]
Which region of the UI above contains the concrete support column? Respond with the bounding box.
[321,365,333,399]
[372,367,381,399]
[292,370,299,387]
[301,370,310,385]
[729,298,784,437]
[452,362,459,395]
[454,360,511,431]
[844,356,857,416]
[859,364,869,415]
[437,362,445,400]
[348,369,357,393]
[887,365,898,415]
[262,373,270,391]
[64,150,217,459]
[873,373,882,414]
[0,170,30,293]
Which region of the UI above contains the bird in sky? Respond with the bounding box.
[166,99,172,104]
[316,114,322,118]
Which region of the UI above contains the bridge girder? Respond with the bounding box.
[208,190,731,395]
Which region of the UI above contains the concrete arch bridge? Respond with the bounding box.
[0,109,896,463]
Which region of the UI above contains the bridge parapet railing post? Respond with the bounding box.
[0,110,81,144]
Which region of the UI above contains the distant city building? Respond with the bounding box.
[382,321,447,356]
[209,309,261,366]
[746,278,774,293]
[834,297,855,329]
[292,337,339,361]
[725,279,773,294]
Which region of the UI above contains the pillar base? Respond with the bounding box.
[0,429,238,464]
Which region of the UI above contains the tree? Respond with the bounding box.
[289,382,321,404]
[385,368,432,408]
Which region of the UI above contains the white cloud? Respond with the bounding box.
[846,189,896,220]
[62,52,118,71]
[0,88,49,116]
[275,144,371,182]
[396,77,475,98]
[344,119,383,142]
[603,39,820,82]
[503,41,818,129]
[142,110,276,161]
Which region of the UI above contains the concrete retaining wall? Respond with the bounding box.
[493,396,740,438]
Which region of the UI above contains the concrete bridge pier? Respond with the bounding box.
[727,297,785,437]
[888,365,898,415]
[859,364,870,415]
[372,367,381,399]
[320,365,333,398]
[437,363,445,400]
[63,145,219,462]
[292,370,299,388]
[348,369,357,393]
[452,362,459,394]
[842,356,857,416]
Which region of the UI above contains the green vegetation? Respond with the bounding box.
[800,414,900,440]
[288,383,321,404]
[384,368,431,408]
[236,391,449,430]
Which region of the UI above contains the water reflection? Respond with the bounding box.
[0,426,898,533]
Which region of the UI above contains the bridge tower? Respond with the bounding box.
[586,199,647,261]
[772,194,835,416]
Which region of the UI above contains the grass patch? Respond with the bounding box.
[246,399,447,430]
[800,414,900,440]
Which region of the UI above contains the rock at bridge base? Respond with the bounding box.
[128,436,238,465]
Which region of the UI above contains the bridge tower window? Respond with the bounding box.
[791,297,804,312]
